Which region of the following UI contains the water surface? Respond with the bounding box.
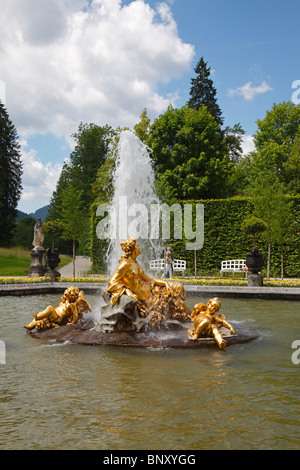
[0,293,299,450]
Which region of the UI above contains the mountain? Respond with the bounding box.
[16,205,49,223]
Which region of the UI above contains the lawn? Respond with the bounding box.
[0,247,72,276]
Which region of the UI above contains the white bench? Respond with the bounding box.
[220,259,248,278]
[150,259,186,276]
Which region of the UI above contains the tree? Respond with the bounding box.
[49,123,115,218]
[41,220,65,250]
[271,196,295,279]
[11,217,36,249]
[134,108,151,143]
[0,100,23,246]
[48,122,115,254]
[188,57,223,126]
[48,161,74,220]
[253,101,300,191]
[241,216,267,248]
[246,173,290,278]
[59,185,88,277]
[188,57,245,168]
[69,122,115,209]
[148,104,231,201]
[92,127,130,204]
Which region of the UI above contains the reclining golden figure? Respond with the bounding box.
[188,297,235,349]
[24,286,91,331]
[107,238,190,326]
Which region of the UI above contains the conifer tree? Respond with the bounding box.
[188,57,223,126]
[0,100,23,246]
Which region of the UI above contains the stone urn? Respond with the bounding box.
[45,248,61,281]
[246,248,264,286]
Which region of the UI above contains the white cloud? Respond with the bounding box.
[241,135,255,156]
[20,140,63,208]
[228,81,273,101]
[0,0,195,141]
[0,81,6,104]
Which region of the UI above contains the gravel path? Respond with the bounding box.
[58,256,92,277]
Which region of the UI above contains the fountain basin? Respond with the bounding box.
[27,321,258,348]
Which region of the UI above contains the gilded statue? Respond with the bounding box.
[106,237,190,327]
[188,297,235,349]
[24,287,91,331]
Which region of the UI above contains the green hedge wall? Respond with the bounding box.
[90,196,300,277]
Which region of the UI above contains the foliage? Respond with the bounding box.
[11,216,36,250]
[241,216,267,247]
[59,185,89,276]
[90,196,300,278]
[245,173,294,278]
[233,101,300,195]
[147,104,232,201]
[48,122,115,255]
[188,57,223,126]
[42,220,65,250]
[70,122,115,207]
[134,108,151,143]
[0,100,23,246]
[92,127,129,204]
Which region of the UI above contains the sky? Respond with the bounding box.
[0,0,299,214]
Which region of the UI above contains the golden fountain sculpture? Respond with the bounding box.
[188,297,235,349]
[24,239,238,349]
[24,286,91,331]
[106,238,190,327]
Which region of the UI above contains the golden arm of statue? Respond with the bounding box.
[139,269,171,293]
[221,319,235,335]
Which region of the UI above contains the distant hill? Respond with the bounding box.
[16,205,49,223]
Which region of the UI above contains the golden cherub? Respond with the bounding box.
[24,286,91,331]
[188,297,235,349]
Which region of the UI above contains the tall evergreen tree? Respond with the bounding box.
[49,122,115,220]
[188,57,223,126]
[0,100,23,246]
[70,122,115,209]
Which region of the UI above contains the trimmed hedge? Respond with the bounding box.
[90,196,300,277]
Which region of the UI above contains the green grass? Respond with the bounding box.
[0,247,72,276]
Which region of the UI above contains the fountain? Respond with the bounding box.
[25,131,258,349]
[25,238,258,348]
[106,130,163,275]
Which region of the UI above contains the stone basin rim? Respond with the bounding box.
[27,322,259,349]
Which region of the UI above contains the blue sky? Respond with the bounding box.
[0,0,299,214]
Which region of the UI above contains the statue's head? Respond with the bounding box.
[191,302,207,318]
[120,238,140,257]
[207,297,221,314]
[61,286,80,303]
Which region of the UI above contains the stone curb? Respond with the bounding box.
[0,282,300,300]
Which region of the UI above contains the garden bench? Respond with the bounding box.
[220,259,248,278]
[149,259,186,276]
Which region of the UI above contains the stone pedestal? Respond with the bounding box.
[46,270,61,281]
[28,248,47,277]
[248,273,263,287]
